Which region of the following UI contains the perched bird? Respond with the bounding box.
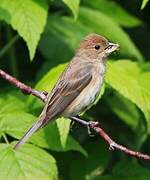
[14,33,119,150]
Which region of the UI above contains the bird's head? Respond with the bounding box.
[77,33,119,61]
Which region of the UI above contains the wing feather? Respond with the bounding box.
[40,66,92,128]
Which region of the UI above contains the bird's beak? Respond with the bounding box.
[104,42,119,54]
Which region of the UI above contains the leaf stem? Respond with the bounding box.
[2,133,9,144]
[0,34,19,59]
[7,28,19,77]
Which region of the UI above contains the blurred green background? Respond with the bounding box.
[0,0,150,179]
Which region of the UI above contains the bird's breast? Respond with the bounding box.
[63,62,106,117]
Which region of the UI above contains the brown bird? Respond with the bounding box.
[14,33,119,150]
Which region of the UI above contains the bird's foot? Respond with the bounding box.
[109,142,116,151]
[88,121,99,137]
[42,91,48,103]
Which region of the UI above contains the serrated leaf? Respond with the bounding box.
[62,0,80,19]
[0,110,86,155]
[0,0,48,60]
[0,143,57,180]
[83,0,141,27]
[106,60,150,132]
[141,0,149,9]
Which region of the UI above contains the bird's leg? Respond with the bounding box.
[70,116,96,136]
[87,121,98,137]
[70,115,84,130]
[70,116,89,127]
[42,91,49,103]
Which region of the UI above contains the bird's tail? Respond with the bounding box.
[13,115,46,150]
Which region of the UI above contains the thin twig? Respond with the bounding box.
[1,69,150,160]
[70,117,150,160]
[89,121,150,160]
[0,69,48,102]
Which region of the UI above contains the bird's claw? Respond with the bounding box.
[42,91,48,103]
[109,142,116,151]
[87,126,95,136]
[88,121,99,136]
[43,91,48,96]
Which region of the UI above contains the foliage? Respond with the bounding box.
[0,0,150,179]
[141,0,149,9]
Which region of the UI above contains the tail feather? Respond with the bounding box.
[13,118,44,150]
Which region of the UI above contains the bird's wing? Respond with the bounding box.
[41,68,92,127]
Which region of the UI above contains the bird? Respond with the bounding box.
[13,33,119,150]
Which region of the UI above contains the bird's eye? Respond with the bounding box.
[94,45,101,50]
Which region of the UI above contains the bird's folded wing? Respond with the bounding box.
[40,70,92,127]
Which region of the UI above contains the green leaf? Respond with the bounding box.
[0,0,48,60]
[94,83,105,105]
[64,136,87,156]
[79,7,143,61]
[44,9,143,61]
[28,63,67,110]
[106,92,141,131]
[56,117,70,148]
[38,32,73,73]
[0,112,36,137]
[112,160,150,179]
[0,110,86,155]
[69,141,110,180]
[0,94,26,117]
[106,60,150,132]
[0,143,57,179]
[141,0,149,9]
[96,161,150,180]
[31,125,87,156]
[62,0,80,19]
[33,63,66,93]
[45,15,88,51]
[83,0,142,27]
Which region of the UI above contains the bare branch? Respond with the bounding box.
[71,117,150,160]
[0,69,47,102]
[1,69,150,160]
[89,121,150,160]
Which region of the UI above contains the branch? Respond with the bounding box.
[1,69,150,161]
[90,121,150,160]
[0,69,47,102]
[70,117,150,160]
